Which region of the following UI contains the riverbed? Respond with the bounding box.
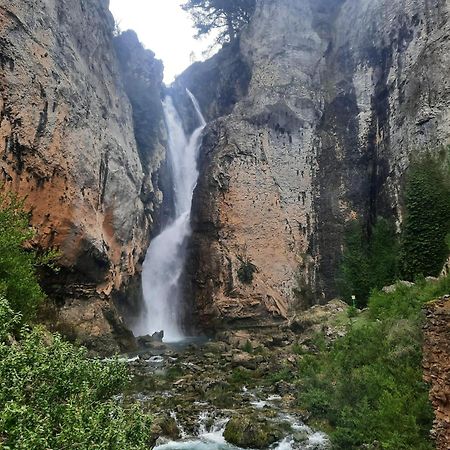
[123,327,336,450]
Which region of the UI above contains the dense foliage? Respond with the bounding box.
[0,298,152,449]
[182,0,256,44]
[400,151,450,280]
[337,217,399,307]
[338,149,450,306]
[0,194,152,449]
[297,276,450,450]
[0,192,49,322]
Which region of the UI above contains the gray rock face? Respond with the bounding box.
[0,0,167,353]
[178,0,450,330]
[172,39,252,129]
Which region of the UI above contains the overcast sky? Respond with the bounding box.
[109,0,213,83]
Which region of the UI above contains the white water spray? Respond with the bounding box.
[133,91,206,342]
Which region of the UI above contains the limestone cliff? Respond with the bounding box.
[423,296,450,450]
[176,0,450,330]
[0,0,167,353]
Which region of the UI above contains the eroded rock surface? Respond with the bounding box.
[178,0,450,331]
[0,0,166,353]
[423,296,450,450]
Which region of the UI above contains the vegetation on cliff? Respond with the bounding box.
[400,149,450,280]
[0,197,152,449]
[183,0,256,44]
[339,149,450,306]
[0,192,50,323]
[338,217,399,307]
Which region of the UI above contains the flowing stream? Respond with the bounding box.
[133,91,206,341]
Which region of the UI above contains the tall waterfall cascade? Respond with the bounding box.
[133,91,206,341]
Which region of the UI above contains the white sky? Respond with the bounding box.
[109,0,214,83]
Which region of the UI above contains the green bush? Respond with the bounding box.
[0,191,55,323]
[229,367,254,385]
[0,296,152,450]
[338,217,399,307]
[400,152,450,280]
[237,258,257,284]
[296,276,450,450]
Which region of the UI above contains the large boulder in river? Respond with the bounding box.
[223,414,284,448]
[150,414,180,443]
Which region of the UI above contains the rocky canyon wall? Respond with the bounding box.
[176,0,450,331]
[0,0,167,353]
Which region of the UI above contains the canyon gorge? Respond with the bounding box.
[0,0,449,448]
[3,0,449,343]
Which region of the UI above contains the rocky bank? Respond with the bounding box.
[124,301,349,449]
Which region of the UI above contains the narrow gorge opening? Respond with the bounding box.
[133,91,206,342]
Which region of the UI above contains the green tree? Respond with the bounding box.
[182,0,256,44]
[0,191,53,322]
[400,152,450,279]
[337,220,371,306]
[337,217,399,307]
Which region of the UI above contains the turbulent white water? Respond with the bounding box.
[133,91,206,341]
[153,413,330,450]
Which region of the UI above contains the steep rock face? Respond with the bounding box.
[0,0,166,353]
[178,0,450,330]
[172,39,252,131]
[423,296,450,450]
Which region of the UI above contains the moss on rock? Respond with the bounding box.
[223,414,283,448]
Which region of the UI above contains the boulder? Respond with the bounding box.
[223,415,283,448]
[382,281,415,294]
[231,351,258,370]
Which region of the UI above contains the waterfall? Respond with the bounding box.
[133,91,206,342]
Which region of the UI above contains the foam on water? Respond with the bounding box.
[153,408,330,450]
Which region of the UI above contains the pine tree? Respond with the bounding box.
[182,0,256,44]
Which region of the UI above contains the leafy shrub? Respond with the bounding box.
[266,366,295,384]
[0,191,56,323]
[242,339,253,353]
[237,258,257,284]
[0,296,152,450]
[229,367,254,385]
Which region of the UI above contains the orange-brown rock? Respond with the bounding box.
[423,296,450,449]
[0,0,167,353]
